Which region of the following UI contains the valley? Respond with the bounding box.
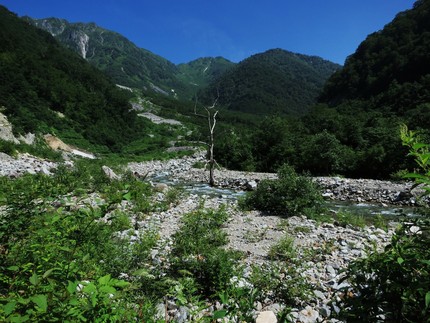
[1,0,430,321]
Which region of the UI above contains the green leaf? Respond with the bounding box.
[426,291,430,309]
[98,274,111,286]
[213,310,228,319]
[99,285,116,295]
[67,281,78,294]
[112,279,130,288]
[412,143,429,151]
[7,266,19,271]
[3,301,16,315]
[42,268,55,278]
[122,192,132,201]
[83,283,97,294]
[29,273,39,286]
[30,294,48,312]
[9,314,30,322]
[397,257,405,265]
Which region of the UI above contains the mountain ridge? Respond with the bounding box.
[202,48,341,115]
[26,16,340,111]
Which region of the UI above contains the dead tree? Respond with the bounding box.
[194,94,219,187]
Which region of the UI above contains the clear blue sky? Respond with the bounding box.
[0,0,416,65]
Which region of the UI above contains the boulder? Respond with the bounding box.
[102,166,120,180]
[256,311,277,323]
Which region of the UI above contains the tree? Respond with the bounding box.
[194,95,219,186]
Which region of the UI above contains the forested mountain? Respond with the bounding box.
[215,1,430,178]
[27,17,340,114]
[0,6,147,152]
[319,0,430,120]
[177,57,235,89]
[25,17,191,97]
[27,18,238,100]
[202,49,341,115]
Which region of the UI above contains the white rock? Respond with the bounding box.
[298,306,319,323]
[256,311,277,323]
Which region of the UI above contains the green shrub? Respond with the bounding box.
[0,139,16,156]
[341,219,430,321]
[0,166,161,322]
[169,206,241,296]
[340,126,430,321]
[268,234,296,260]
[240,164,326,217]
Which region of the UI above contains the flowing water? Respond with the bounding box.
[151,174,421,217]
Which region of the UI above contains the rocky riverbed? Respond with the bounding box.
[126,151,416,322]
[0,150,424,322]
[128,150,424,207]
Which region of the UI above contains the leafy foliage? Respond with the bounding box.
[169,206,241,297]
[401,124,430,198]
[342,219,430,322]
[241,164,326,216]
[341,126,430,321]
[0,164,161,321]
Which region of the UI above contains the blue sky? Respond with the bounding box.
[1,0,416,65]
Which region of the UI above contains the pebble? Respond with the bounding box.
[0,149,405,321]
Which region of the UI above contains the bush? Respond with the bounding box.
[341,219,430,321]
[240,164,325,217]
[340,125,430,321]
[169,206,241,296]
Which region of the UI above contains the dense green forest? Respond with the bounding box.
[201,49,340,116]
[213,0,430,179]
[0,6,173,154]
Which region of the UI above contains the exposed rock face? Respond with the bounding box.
[0,112,19,144]
[256,311,277,323]
[44,134,73,152]
[44,134,96,159]
[71,30,90,58]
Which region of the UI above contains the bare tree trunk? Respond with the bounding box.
[194,95,219,187]
[207,110,218,186]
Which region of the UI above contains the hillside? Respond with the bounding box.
[25,17,189,97]
[319,0,430,121]
[177,56,235,89]
[0,6,147,153]
[297,0,430,177]
[202,49,341,115]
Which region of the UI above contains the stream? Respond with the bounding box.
[151,174,421,218]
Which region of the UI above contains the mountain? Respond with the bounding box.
[319,0,430,119]
[177,57,236,89]
[295,0,430,178]
[26,17,236,100]
[25,17,190,97]
[202,49,341,115]
[0,5,146,153]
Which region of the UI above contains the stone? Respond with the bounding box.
[298,306,319,323]
[154,183,169,192]
[246,180,258,191]
[319,305,331,317]
[255,311,277,323]
[313,290,326,300]
[102,165,120,180]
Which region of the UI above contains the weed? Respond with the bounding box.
[268,234,296,260]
